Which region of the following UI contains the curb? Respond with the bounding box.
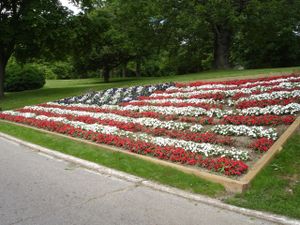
[0,132,299,225]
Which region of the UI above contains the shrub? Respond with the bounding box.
[44,68,57,80]
[50,61,74,79]
[5,63,45,92]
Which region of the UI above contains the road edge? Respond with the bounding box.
[0,131,299,225]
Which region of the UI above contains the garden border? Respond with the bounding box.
[1,116,299,193]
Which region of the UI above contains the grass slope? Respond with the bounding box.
[226,132,300,219]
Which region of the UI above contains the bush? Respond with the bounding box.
[43,67,57,80]
[5,63,46,92]
[50,61,74,79]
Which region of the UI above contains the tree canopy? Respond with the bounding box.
[1,0,300,97]
[0,0,71,97]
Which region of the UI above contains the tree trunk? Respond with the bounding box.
[0,56,8,98]
[213,26,232,69]
[103,66,110,83]
[135,59,141,78]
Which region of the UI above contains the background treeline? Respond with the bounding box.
[1,0,300,95]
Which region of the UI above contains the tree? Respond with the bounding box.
[0,0,71,97]
[112,0,177,77]
[233,0,300,68]
[71,8,130,82]
[196,0,250,69]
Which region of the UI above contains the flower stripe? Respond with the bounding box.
[101,103,300,117]
[22,105,204,132]
[221,115,295,126]
[1,111,249,160]
[0,113,248,175]
[234,90,300,103]
[18,108,234,146]
[19,106,278,140]
[211,125,277,140]
[40,103,216,125]
[151,86,300,100]
[177,74,300,88]
[236,98,300,109]
[167,81,300,94]
[120,101,223,110]
[238,103,300,116]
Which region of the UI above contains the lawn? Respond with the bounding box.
[226,132,300,219]
[0,66,300,219]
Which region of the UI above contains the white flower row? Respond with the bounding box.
[2,111,249,160]
[235,90,300,103]
[162,85,300,99]
[101,104,228,118]
[153,82,300,99]
[46,101,300,118]
[166,76,300,92]
[238,103,300,116]
[23,105,279,139]
[23,106,204,132]
[101,103,300,118]
[136,89,300,108]
[130,98,220,105]
[212,125,277,140]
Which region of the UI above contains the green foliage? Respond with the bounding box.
[42,66,57,80]
[1,0,299,90]
[71,8,130,81]
[50,61,74,79]
[5,63,45,92]
[0,0,72,96]
[0,0,71,62]
[233,0,300,68]
[25,61,75,80]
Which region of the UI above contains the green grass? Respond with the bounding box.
[0,121,225,197]
[1,66,299,110]
[226,132,300,219]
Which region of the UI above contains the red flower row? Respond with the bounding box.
[120,101,223,110]
[0,113,248,176]
[38,103,215,124]
[249,138,275,152]
[167,82,300,93]
[139,92,226,100]
[177,74,300,88]
[221,115,295,126]
[236,98,300,109]
[17,108,233,146]
[38,104,296,126]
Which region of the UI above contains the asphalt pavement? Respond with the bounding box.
[0,137,279,225]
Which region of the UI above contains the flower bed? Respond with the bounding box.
[1,74,300,178]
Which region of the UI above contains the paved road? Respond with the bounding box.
[0,137,278,225]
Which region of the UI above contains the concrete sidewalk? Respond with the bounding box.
[0,136,290,225]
